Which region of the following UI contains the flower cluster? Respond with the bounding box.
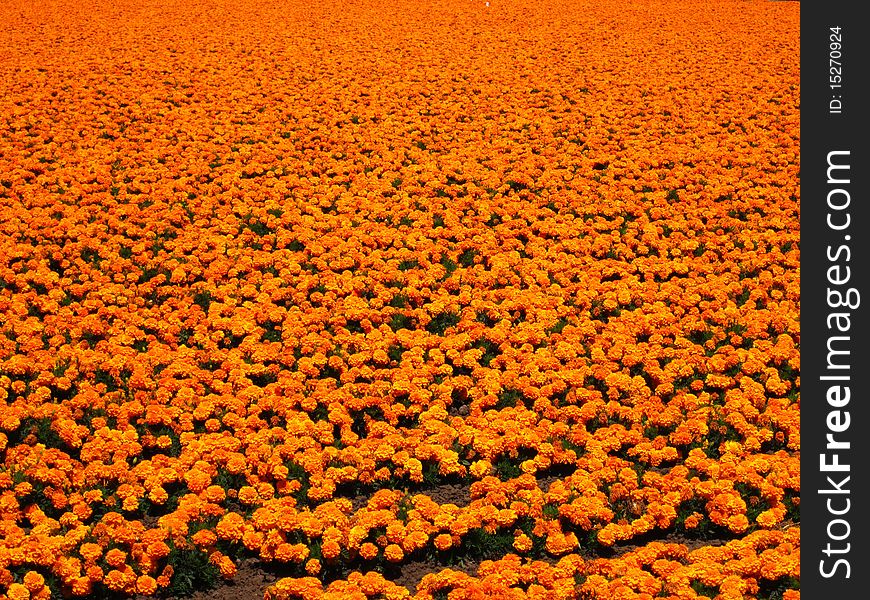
[266,527,799,600]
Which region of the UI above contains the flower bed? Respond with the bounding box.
[0,1,799,598]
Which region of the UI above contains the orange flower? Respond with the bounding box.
[305,559,321,575]
[513,533,532,553]
[7,583,30,600]
[192,529,217,548]
[359,543,379,561]
[215,512,246,541]
[383,544,404,563]
[104,549,127,569]
[433,534,453,552]
[136,575,158,596]
[321,540,342,560]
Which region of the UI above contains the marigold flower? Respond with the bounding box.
[104,548,127,569]
[22,572,45,593]
[359,542,379,561]
[384,544,404,562]
[78,542,102,564]
[305,559,322,575]
[193,529,218,548]
[103,569,128,592]
[136,575,158,596]
[513,533,533,553]
[321,540,342,560]
[433,533,453,552]
[70,577,92,597]
[7,583,30,600]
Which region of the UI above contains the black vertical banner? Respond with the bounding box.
[802,1,870,597]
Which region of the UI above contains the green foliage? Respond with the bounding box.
[250,370,278,387]
[166,543,220,597]
[548,316,570,335]
[462,527,515,560]
[783,491,800,523]
[494,388,525,410]
[440,255,457,277]
[542,503,560,520]
[691,581,718,598]
[494,455,523,480]
[214,469,248,492]
[458,248,477,267]
[426,311,460,335]
[389,313,413,332]
[245,220,273,236]
[345,319,365,333]
[388,293,409,308]
[7,417,66,453]
[734,481,769,523]
[757,576,800,600]
[687,329,714,346]
[143,426,182,459]
[475,311,498,327]
[471,339,499,367]
[261,324,282,343]
[387,343,404,363]
[177,328,194,346]
[396,495,413,521]
[486,212,502,226]
[193,290,214,312]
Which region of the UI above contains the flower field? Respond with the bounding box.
[0,0,800,598]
